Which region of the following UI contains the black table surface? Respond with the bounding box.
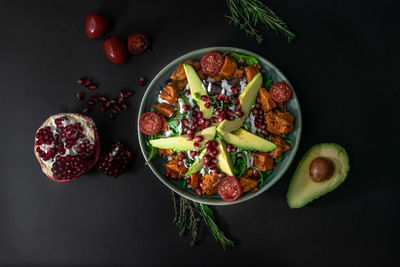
[1,0,399,266]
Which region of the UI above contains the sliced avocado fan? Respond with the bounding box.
[287,143,350,208]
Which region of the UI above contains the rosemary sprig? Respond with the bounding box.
[225,0,295,43]
[171,192,234,249]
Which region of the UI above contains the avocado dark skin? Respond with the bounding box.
[310,157,335,182]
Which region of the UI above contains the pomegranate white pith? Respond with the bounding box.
[34,113,100,182]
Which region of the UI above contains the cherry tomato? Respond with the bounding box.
[269,81,292,103]
[85,12,108,39]
[127,33,150,55]
[103,36,127,64]
[218,176,242,202]
[139,112,163,135]
[200,51,224,76]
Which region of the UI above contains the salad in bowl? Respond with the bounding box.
[138,47,301,204]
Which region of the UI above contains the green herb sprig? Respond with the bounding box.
[225,0,295,44]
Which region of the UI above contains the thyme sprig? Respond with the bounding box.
[225,0,295,43]
[171,192,234,249]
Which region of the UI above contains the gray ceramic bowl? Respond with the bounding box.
[138,47,302,205]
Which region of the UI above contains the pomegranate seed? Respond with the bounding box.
[218,112,227,122]
[83,80,91,87]
[121,103,128,110]
[110,108,118,114]
[185,90,191,95]
[218,173,227,178]
[198,118,205,124]
[211,116,218,123]
[194,135,203,142]
[190,123,197,130]
[203,162,209,168]
[217,94,225,101]
[204,102,211,108]
[211,168,220,173]
[182,104,190,110]
[182,119,189,126]
[211,158,218,164]
[89,84,97,90]
[256,121,263,128]
[139,77,146,86]
[193,142,201,150]
[197,111,203,118]
[186,178,191,184]
[236,111,244,117]
[187,129,194,135]
[177,160,183,166]
[209,163,217,170]
[237,152,243,158]
[109,113,116,120]
[212,149,218,156]
[224,95,230,103]
[179,152,186,159]
[193,105,200,112]
[83,107,91,113]
[234,98,240,105]
[235,104,241,111]
[200,95,209,101]
[255,103,261,108]
[252,107,259,115]
[118,97,124,104]
[262,130,269,136]
[77,78,84,84]
[203,155,211,163]
[76,92,85,101]
[124,91,133,99]
[165,171,172,177]
[187,134,194,141]
[99,96,107,102]
[253,169,260,178]
[227,144,233,152]
[214,108,221,116]
[204,119,211,127]
[192,117,199,123]
[189,151,197,158]
[231,87,238,94]
[196,188,202,195]
[257,128,262,133]
[183,128,188,134]
[87,100,95,105]
[90,96,98,103]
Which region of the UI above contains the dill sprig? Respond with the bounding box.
[225,0,295,44]
[171,192,234,249]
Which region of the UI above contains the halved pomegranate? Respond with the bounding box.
[33,113,101,183]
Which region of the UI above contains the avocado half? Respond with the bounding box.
[287,143,350,208]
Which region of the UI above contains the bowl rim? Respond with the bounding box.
[138,46,302,206]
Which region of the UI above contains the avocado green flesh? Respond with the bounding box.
[217,72,262,135]
[149,126,216,151]
[287,143,350,209]
[183,64,212,119]
[216,139,235,177]
[185,149,207,176]
[222,128,276,152]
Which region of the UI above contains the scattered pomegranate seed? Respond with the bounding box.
[193,105,200,112]
[200,95,209,101]
[100,104,106,112]
[109,113,116,120]
[124,91,133,98]
[224,95,230,103]
[237,152,243,158]
[177,160,183,166]
[110,108,118,114]
[255,103,261,108]
[234,98,240,105]
[189,151,197,158]
[182,119,189,126]
[118,97,124,104]
[76,92,85,101]
[121,103,128,110]
[217,94,225,101]
[227,144,233,152]
[262,129,269,136]
[165,171,172,177]
[77,78,84,84]
[218,112,227,122]
[139,77,146,86]
[187,134,194,141]
[183,128,188,134]
[98,142,133,177]
[193,142,201,150]
[196,188,202,195]
[186,178,191,184]
[182,104,190,110]
[211,116,218,123]
[204,119,211,127]
[83,80,91,87]
[185,90,191,95]
[90,96,98,103]
[235,104,241,111]
[236,111,244,117]
[194,135,203,142]
[204,102,211,108]
[89,84,97,90]
[87,100,95,105]
[179,152,186,159]
[214,108,221,116]
[253,169,260,178]
[83,107,91,113]
[231,87,238,94]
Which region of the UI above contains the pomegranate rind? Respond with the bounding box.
[33,113,100,183]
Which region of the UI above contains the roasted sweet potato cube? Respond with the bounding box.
[232,67,245,79]
[218,56,237,78]
[165,158,188,178]
[170,79,188,91]
[170,63,186,81]
[244,64,261,82]
[266,110,294,135]
[160,116,168,132]
[186,60,201,71]
[159,148,174,158]
[153,103,175,118]
[269,136,291,159]
[240,177,259,193]
[190,172,201,190]
[160,84,179,104]
[201,173,220,195]
[253,152,274,172]
[257,87,277,112]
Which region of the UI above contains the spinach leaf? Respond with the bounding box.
[243,121,252,132]
[232,152,248,177]
[264,75,274,90]
[227,51,259,66]
[167,117,180,136]
[146,133,162,163]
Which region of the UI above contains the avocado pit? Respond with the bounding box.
[310,157,335,182]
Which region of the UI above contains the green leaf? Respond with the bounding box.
[264,75,274,90]
[227,51,259,66]
[274,156,283,164]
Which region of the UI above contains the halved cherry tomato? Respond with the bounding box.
[218,176,242,202]
[127,33,150,55]
[269,81,292,103]
[103,36,127,64]
[139,112,163,135]
[200,51,224,76]
[85,12,108,39]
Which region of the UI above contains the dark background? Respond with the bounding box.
[0,0,399,266]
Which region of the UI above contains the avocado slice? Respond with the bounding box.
[221,128,276,152]
[215,139,235,177]
[287,143,350,209]
[183,64,213,119]
[217,72,263,135]
[185,149,207,176]
[149,126,216,151]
